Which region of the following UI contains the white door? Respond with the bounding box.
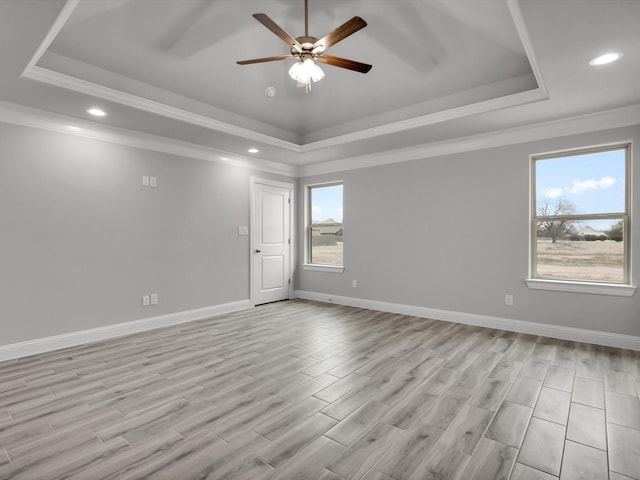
[252,181,291,305]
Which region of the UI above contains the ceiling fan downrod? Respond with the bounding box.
[305,0,309,37]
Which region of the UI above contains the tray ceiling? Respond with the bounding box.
[29,0,541,147]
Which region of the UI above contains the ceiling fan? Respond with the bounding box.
[236,0,372,91]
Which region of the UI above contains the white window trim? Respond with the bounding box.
[304,180,344,271]
[302,264,344,273]
[527,142,634,294]
[525,278,636,297]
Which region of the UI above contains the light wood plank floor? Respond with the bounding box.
[1,300,639,479]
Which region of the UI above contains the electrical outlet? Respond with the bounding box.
[352,279,358,288]
[150,293,158,305]
[142,176,150,186]
[505,294,514,306]
[150,176,157,188]
[142,295,150,306]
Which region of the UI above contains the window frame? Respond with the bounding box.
[303,181,344,273]
[527,142,635,296]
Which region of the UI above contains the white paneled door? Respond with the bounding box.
[252,181,291,306]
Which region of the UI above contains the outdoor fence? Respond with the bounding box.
[311,233,343,247]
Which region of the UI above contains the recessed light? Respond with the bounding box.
[589,52,622,66]
[248,148,259,153]
[86,107,107,117]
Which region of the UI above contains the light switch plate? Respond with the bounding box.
[238,226,249,235]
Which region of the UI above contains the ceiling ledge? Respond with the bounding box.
[297,103,640,176]
[22,65,303,153]
[299,86,548,152]
[0,100,298,177]
[1,100,638,180]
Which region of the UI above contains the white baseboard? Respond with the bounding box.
[294,290,640,351]
[0,300,251,362]
[3,293,637,362]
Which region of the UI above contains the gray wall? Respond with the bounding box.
[0,122,291,344]
[296,125,640,337]
[2,120,638,346]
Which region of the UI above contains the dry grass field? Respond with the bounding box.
[312,243,344,266]
[313,240,624,283]
[536,238,624,282]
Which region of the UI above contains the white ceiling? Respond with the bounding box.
[1,0,639,173]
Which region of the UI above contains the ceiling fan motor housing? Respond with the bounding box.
[292,36,322,58]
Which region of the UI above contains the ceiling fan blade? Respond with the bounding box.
[253,13,302,51]
[313,16,367,52]
[237,55,292,65]
[317,55,372,73]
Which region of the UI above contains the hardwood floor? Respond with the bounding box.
[1,299,639,479]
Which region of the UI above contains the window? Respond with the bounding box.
[305,182,343,269]
[530,143,632,292]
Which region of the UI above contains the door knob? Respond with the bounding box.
[255,249,261,253]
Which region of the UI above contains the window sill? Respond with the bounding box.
[525,278,636,297]
[302,264,344,273]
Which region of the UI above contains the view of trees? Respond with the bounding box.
[537,198,576,243]
[607,219,623,242]
[537,198,623,243]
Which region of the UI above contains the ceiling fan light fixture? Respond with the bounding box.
[288,58,324,88]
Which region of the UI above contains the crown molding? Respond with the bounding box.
[1,100,638,180]
[22,65,303,153]
[26,63,547,156]
[21,0,79,76]
[300,87,548,153]
[0,101,298,177]
[507,0,548,97]
[298,103,640,176]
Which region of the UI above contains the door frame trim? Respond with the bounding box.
[249,177,295,307]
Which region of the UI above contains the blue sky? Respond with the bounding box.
[536,148,626,216]
[536,148,626,232]
[311,184,343,223]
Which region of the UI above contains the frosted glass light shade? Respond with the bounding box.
[288,58,325,85]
